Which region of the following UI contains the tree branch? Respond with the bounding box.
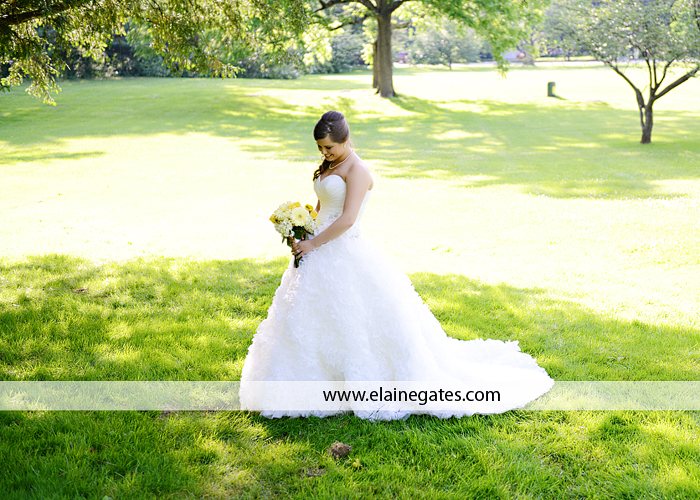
[655,66,700,100]
[657,59,674,89]
[645,57,655,95]
[356,0,377,12]
[315,0,378,15]
[607,61,645,109]
[329,14,369,30]
[389,0,405,13]
[0,1,80,27]
[315,0,354,13]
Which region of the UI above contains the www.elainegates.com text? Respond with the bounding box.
[322,387,501,406]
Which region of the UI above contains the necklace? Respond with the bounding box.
[327,149,353,170]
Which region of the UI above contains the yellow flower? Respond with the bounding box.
[290,202,301,209]
[291,206,308,225]
[305,204,314,211]
[310,210,318,219]
[269,214,277,223]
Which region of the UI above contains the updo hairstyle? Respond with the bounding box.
[313,111,351,181]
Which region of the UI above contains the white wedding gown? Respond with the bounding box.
[240,174,553,420]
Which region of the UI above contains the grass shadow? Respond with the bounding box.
[1,255,698,383]
[383,94,699,198]
[0,254,287,381]
[410,272,700,381]
[0,150,106,165]
[2,76,698,199]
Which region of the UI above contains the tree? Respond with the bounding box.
[358,11,414,90]
[0,0,308,103]
[550,0,700,144]
[410,18,484,69]
[313,0,545,98]
[305,27,367,74]
[539,1,584,59]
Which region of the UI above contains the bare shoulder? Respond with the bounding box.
[346,154,373,189]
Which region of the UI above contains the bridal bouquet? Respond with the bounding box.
[270,201,318,267]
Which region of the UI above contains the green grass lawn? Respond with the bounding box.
[1,65,700,499]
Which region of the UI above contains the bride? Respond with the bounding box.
[239,111,553,420]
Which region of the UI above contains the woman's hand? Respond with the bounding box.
[291,238,316,258]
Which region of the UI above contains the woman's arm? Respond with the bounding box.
[294,164,372,256]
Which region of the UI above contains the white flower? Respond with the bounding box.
[291,206,310,226]
[303,217,316,232]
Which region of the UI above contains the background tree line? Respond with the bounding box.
[0,0,578,100]
[2,0,698,143]
[0,17,494,82]
[0,9,592,83]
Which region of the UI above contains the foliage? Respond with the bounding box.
[0,0,123,102]
[123,21,172,77]
[313,0,547,97]
[538,1,587,59]
[0,0,308,103]
[236,52,304,80]
[329,29,368,72]
[1,0,555,101]
[549,0,700,143]
[428,0,547,71]
[307,28,367,74]
[409,17,485,68]
[120,21,302,79]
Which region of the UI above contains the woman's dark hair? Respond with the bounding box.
[313,111,351,181]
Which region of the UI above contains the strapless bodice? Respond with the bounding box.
[313,174,371,227]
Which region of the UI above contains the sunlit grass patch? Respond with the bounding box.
[2,409,699,498]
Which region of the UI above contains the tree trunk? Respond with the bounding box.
[376,8,395,98]
[641,104,653,144]
[372,40,378,89]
